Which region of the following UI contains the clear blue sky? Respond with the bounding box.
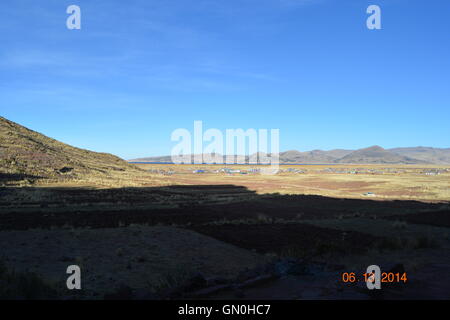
[1,0,449,159]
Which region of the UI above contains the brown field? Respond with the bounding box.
[134,163,450,202]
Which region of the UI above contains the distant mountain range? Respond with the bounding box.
[129,146,450,165]
[1,116,449,176]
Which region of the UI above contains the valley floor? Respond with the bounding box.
[0,165,449,299]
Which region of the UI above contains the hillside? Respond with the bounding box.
[336,146,423,164]
[0,116,147,186]
[389,147,450,164]
[279,149,353,164]
[279,150,335,164]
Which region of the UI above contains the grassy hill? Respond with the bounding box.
[0,116,150,186]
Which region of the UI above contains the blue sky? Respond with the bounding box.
[1,0,449,159]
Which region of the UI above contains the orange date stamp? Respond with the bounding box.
[341,272,408,283]
[341,265,407,290]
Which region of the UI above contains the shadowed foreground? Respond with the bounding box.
[0,184,449,299]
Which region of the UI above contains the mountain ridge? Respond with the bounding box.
[130,146,450,164]
[1,117,449,172]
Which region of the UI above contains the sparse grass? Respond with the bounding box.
[256,213,272,223]
[205,216,308,226]
[279,238,360,261]
[392,220,408,230]
[376,237,409,251]
[149,266,199,296]
[0,260,58,300]
[116,248,124,257]
[414,235,439,249]
[376,235,439,252]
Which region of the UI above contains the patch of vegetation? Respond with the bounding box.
[204,215,305,226]
[375,235,439,252]
[151,267,198,294]
[0,260,58,300]
[414,235,439,249]
[0,116,151,188]
[392,220,408,230]
[376,237,410,251]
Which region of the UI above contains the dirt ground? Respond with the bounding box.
[0,225,267,298]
